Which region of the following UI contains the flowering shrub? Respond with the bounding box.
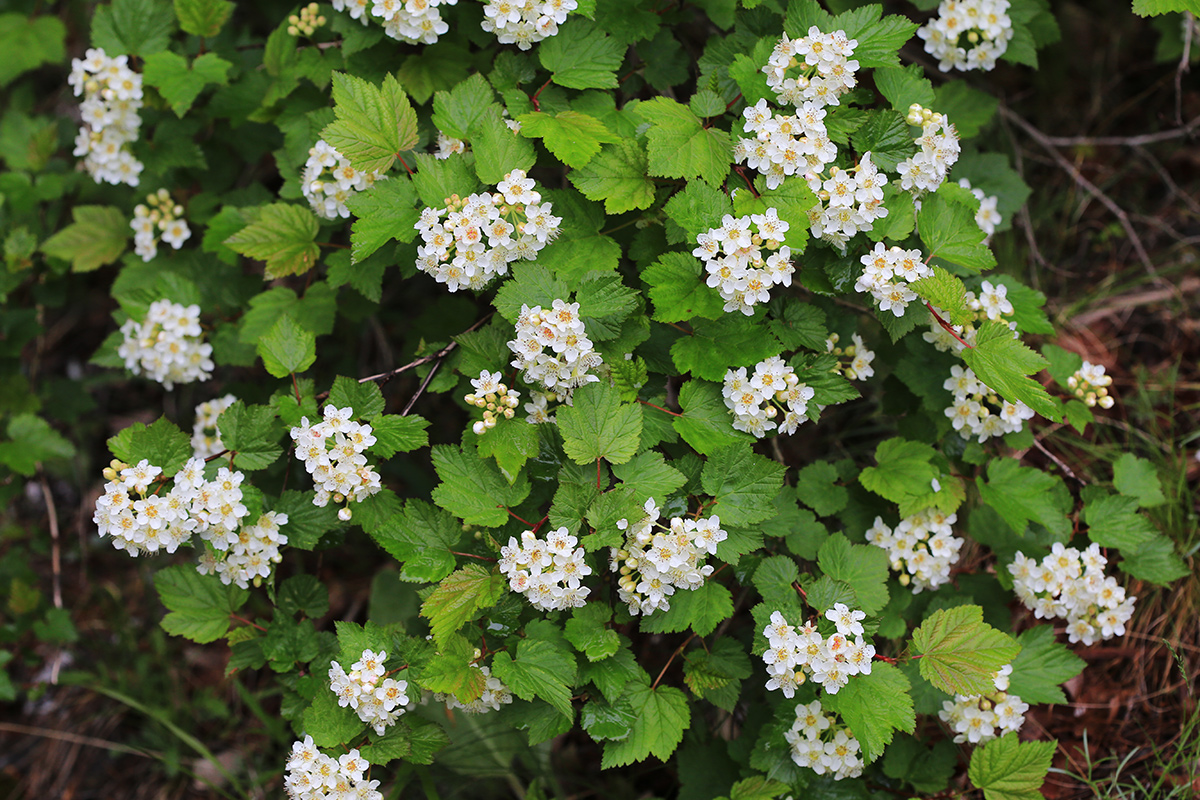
[5,0,1192,797]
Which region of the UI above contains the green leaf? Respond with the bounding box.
[361,717,451,766]
[672,316,784,382]
[933,80,998,139]
[91,0,174,57]
[858,437,939,513]
[303,685,367,747]
[368,499,460,582]
[476,419,540,481]
[155,565,248,644]
[0,14,65,88]
[839,7,919,68]
[557,381,644,466]
[419,564,505,647]
[874,64,935,112]
[1118,535,1190,586]
[565,603,621,662]
[569,139,656,214]
[851,109,913,172]
[976,458,1071,539]
[701,444,786,527]
[271,490,341,550]
[823,662,914,762]
[664,180,734,239]
[576,272,639,341]
[345,176,420,264]
[635,97,732,186]
[917,187,997,271]
[492,261,570,323]
[794,461,848,517]
[640,580,734,636]
[910,267,972,326]
[411,152,479,209]
[517,110,619,169]
[430,443,531,526]
[582,696,637,741]
[729,777,789,800]
[673,379,753,455]
[276,574,329,618]
[107,417,192,477]
[321,72,418,174]
[643,253,725,323]
[431,73,496,140]
[471,107,537,185]
[1082,490,1159,552]
[328,376,386,420]
[912,605,1021,696]
[491,638,577,718]
[143,51,230,117]
[601,683,690,766]
[535,188,622,280]
[225,203,320,279]
[969,733,1055,800]
[817,533,890,615]
[882,735,957,794]
[1133,0,1200,14]
[0,414,75,476]
[1007,625,1085,705]
[417,633,487,703]
[1112,453,1167,508]
[217,401,283,471]
[538,19,624,89]
[611,451,685,505]
[962,321,1061,421]
[40,206,127,273]
[257,314,317,378]
[174,0,233,37]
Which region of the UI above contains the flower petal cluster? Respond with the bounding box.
[507,300,602,397]
[301,139,386,220]
[734,98,837,191]
[329,649,409,735]
[465,370,521,435]
[610,499,726,616]
[290,406,382,518]
[806,154,889,252]
[762,28,860,109]
[785,699,864,780]
[943,364,1034,442]
[918,0,1015,72]
[723,356,815,438]
[499,527,592,611]
[481,0,577,50]
[695,209,794,315]
[1068,360,1115,409]
[938,665,1029,744]
[68,48,144,186]
[285,736,381,800]
[435,131,467,159]
[760,605,875,697]
[1009,543,1136,645]
[897,104,960,195]
[825,332,875,381]
[854,242,930,318]
[416,170,561,292]
[436,663,514,713]
[866,508,963,593]
[957,178,1003,237]
[131,189,191,262]
[117,299,214,389]
[339,0,457,43]
[191,394,238,458]
[199,511,289,590]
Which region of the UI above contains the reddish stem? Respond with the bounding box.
[925,302,974,350]
[230,614,267,632]
[396,153,414,175]
[531,514,550,535]
[638,399,682,417]
[507,508,534,527]
[596,458,602,490]
[725,91,744,112]
[531,77,552,111]
[292,373,303,405]
[733,165,760,198]
[651,632,697,690]
[450,550,498,562]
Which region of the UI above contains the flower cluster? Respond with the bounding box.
[301,139,385,220]
[131,189,192,262]
[958,178,1003,237]
[918,0,1015,72]
[117,299,214,389]
[854,242,931,318]
[329,650,409,735]
[499,528,592,611]
[762,27,860,109]
[694,209,795,315]
[761,605,876,697]
[944,364,1035,442]
[436,663,514,714]
[507,300,602,396]
[938,665,1029,745]
[191,394,237,459]
[807,155,889,252]
[68,48,144,186]
[285,737,381,800]
[435,131,467,159]
[523,391,556,424]
[94,457,250,558]
[1068,361,1115,409]
[897,104,961,195]
[785,700,864,780]
[1009,543,1136,645]
[333,0,457,44]
[465,370,521,435]
[723,356,816,438]
[610,499,726,616]
[415,170,561,292]
[923,280,1016,354]
[481,0,577,50]
[866,508,964,593]
[825,333,876,381]
[290,406,383,519]
[734,98,838,191]
[199,511,289,590]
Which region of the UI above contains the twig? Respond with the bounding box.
[1030,436,1086,486]
[349,313,494,391]
[401,355,443,416]
[0,722,159,758]
[651,633,697,690]
[1177,13,1195,127]
[1027,115,1200,147]
[38,472,65,685]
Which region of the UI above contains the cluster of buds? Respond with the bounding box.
[938,665,1029,744]
[191,394,237,459]
[499,527,592,612]
[68,48,144,186]
[508,300,602,397]
[924,280,1017,355]
[198,511,289,590]
[957,177,1004,237]
[866,508,964,593]
[329,650,409,735]
[723,356,816,438]
[825,333,876,381]
[301,139,386,220]
[288,3,327,36]
[1068,361,1115,409]
[1009,543,1136,645]
[761,605,876,697]
[117,299,214,389]
[436,661,514,714]
[854,242,931,318]
[897,104,960,195]
[762,27,860,109]
[734,98,837,191]
[415,170,561,292]
[806,154,889,252]
[918,0,1015,72]
[289,405,383,520]
[785,700,864,780]
[465,370,521,435]
[131,189,192,262]
[694,210,795,316]
[481,0,578,50]
[944,364,1035,443]
[610,499,726,616]
[285,737,381,800]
